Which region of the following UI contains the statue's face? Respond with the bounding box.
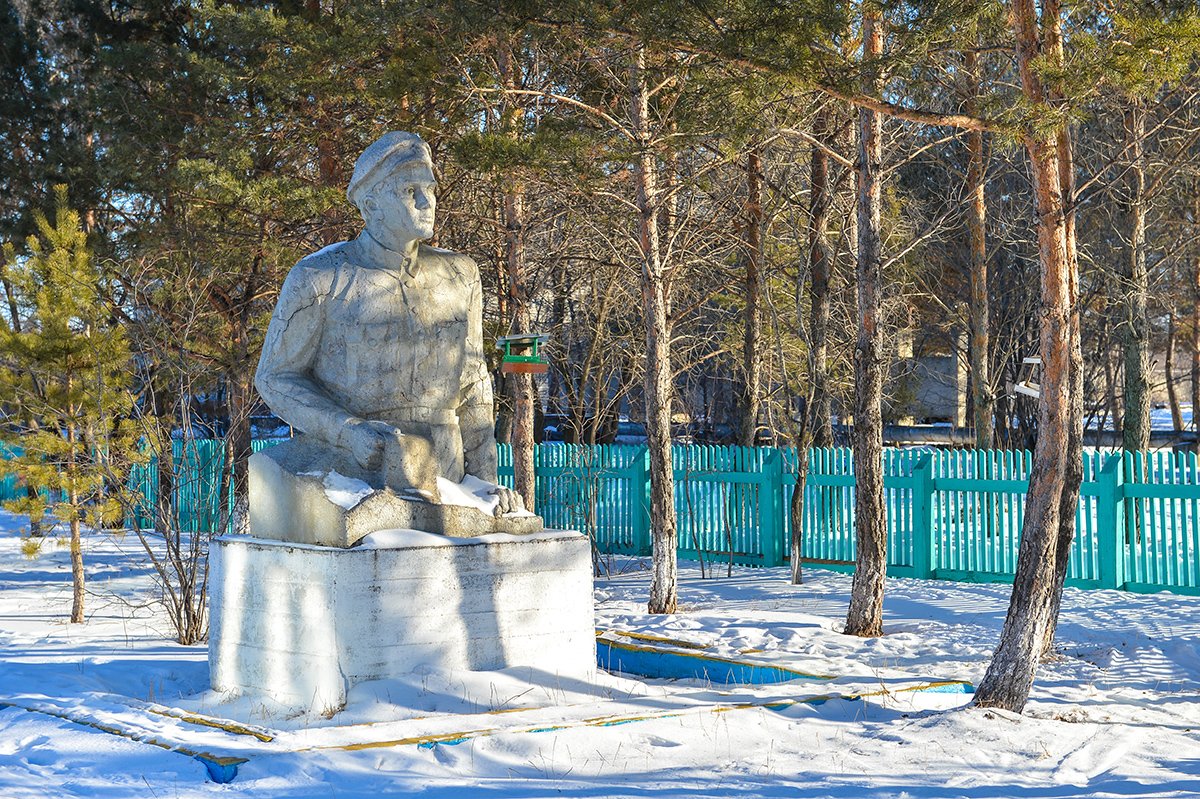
[362,163,437,248]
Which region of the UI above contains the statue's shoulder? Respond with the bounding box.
[420,243,480,285]
[284,241,355,293]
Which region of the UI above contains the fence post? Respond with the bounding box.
[631,445,653,556]
[759,448,785,567]
[1097,454,1126,590]
[910,453,936,579]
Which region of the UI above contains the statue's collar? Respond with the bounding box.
[355,232,418,274]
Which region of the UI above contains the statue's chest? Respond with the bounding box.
[329,265,469,337]
[321,264,470,392]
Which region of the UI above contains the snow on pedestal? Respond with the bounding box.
[208,530,595,714]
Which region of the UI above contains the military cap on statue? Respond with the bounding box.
[346,131,435,210]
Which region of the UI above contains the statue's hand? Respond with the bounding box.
[490,485,526,516]
[339,420,399,472]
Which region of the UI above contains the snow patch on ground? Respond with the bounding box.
[2,510,1200,797]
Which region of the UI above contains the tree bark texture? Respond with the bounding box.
[1042,109,1084,658]
[633,48,678,615]
[965,46,993,450]
[975,0,1081,710]
[1167,311,1184,430]
[228,369,254,537]
[498,39,537,510]
[503,187,536,509]
[738,149,764,448]
[808,107,835,448]
[1120,98,1150,452]
[844,10,887,639]
[790,431,811,585]
[67,415,84,624]
[1193,205,1200,429]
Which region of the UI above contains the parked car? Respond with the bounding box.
[612,420,648,446]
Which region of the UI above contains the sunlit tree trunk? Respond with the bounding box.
[976,0,1082,710]
[1120,98,1150,452]
[844,7,887,638]
[66,370,84,623]
[497,38,536,509]
[632,46,678,615]
[965,45,993,450]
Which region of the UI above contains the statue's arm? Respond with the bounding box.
[458,258,498,482]
[255,264,356,447]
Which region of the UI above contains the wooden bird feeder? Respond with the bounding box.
[1009,355,1041,399]
[497,333,549,375]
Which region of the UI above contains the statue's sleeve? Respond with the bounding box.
[255,262,356,446]
[457,257,498,482]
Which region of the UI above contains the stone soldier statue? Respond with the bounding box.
[253,131,525,528]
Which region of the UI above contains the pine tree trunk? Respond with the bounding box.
[1192,190,1200,431]
[498,38,537,509]
[1167,311,1184,430]
[67,418,84,624]
[1105,351,1121,431]
[633,47,678,615]
[975,0,1080,710]
[228,371,253,536]
[70,516,84,623]
[738,149,764,448]
[503,191,536,509]
[790,442,810,585]
[965,46,993,450]
[808,107,835,448]
[844,9,887,639]
[1041,115,1084,659]
[1120,98,1150,452]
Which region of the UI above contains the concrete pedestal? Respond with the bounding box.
[208,531,595,713]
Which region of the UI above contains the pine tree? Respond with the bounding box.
[0,186,137,623]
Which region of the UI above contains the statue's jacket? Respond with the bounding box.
[255,233,496,479]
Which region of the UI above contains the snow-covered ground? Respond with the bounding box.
[2,511,1199,798]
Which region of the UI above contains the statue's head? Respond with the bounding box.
[348,132,437,249]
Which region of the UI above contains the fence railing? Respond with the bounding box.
[498,444,1200,596]
[4,440,1199,596]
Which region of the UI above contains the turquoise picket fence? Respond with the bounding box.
[501,444,1200,596]
[498,444,649,554]
[0,445,19,503]
[7,438,1200,595]
[125,439,278,532]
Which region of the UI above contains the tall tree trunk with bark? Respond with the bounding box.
[975,0,1083,711]
[218,219,268,538]
[1041,106,1084,658]
[632,47,678,615]
[738,149,764,448]
[1167,310,1184,430]
[844,9,887,638]
[1120,98,1150,452]
[67,409,84,624]
[1193,194,1200,428]
[965,45,993,450]
[790,398,812,585]
[227,366,254,536]
[498,39,536,509]
[808,107,836,448]
[504,187,536,509]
